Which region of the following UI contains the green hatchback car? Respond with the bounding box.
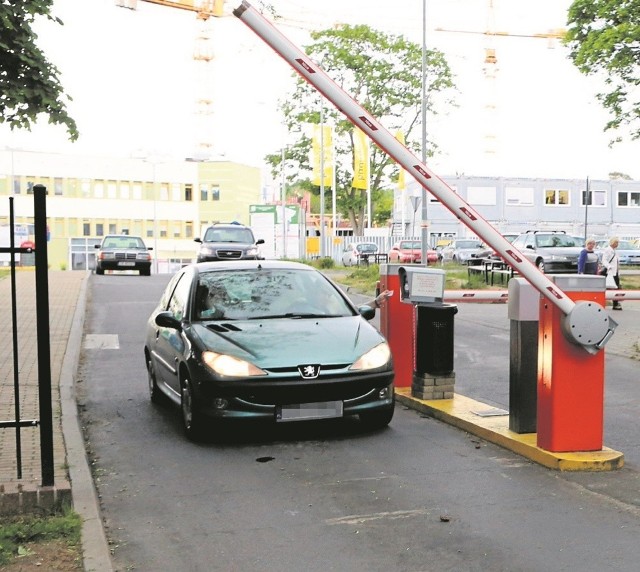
[144,260,395,440]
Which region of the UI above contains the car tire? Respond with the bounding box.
[181,375,206,441]
[536,259,545,273]
[96,267,104,275]
[141,267,151,276]
[359,404,395,430]
[147,357,166,405]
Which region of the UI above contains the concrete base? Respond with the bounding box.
[396,388,624,472]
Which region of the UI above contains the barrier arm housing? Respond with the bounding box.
[232,1,616,353]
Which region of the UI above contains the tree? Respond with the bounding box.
[265,24,456,235]
[0,0,78,140]
[565,0,640,144]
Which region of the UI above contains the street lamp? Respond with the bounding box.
[141,156,161,274]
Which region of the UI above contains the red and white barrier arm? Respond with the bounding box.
[232,1,576,317]
[444,290,640,304]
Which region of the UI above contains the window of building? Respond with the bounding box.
[160,223,167,238]
[581,189,607,207]
[185,221,193,238]
[185,184,193,201]
[68,220,77,235]
[133,221,142,235]
[121,183,130,199]
[505,187,534,206]
[173,224,181,238]
[617,191,640,207]
[159,183,169,201]
[26,180,35,194]
[81,180,91,198]
[13,178,21,194]
[544,189,570,205]
[94,182,104,198]
[467,186,496,205]
[109,223,117,234]
[133,183,142,200]
[211,185,220,201]
[171,183,181,201]
[146,219,154,238]
[200,184,208,201]
[54,178,63,196]
[54,219,64,238]
[96,223,104,236]
[107,182,117,199]
[83,222,91,236]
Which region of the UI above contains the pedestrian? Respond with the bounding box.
[578,237,599,275]
[602,237,622,310]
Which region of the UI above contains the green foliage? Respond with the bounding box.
[565,0,640,143]
[0,0,78,140]
[265,23,456,234]
[0,508,81,565]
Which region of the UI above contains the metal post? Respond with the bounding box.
[320,103,325,257]
[281,144,287,258]
[421,0,429,264]
[33,184,54,487]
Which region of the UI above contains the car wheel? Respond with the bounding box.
[147,357,165,405]
[536,259,545,273]
[359,404,394,430]
[141,268,151,276]
[96,267,104,275]
[181,375,206,441]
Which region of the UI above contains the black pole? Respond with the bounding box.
[584,176,590,240]
[33,184,54,486]
[9,198,23,479]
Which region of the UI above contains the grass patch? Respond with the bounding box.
[0,508,81,567]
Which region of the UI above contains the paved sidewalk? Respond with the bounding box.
[0,269,113,571]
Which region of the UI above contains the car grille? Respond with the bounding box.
[115,252,137,260]
[215,249,243,260]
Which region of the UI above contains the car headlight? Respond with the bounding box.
[246,247,258,256]
[202,351,267,377]
[100,252,115,260]
[350,342,391,371]
[137,253,151,261]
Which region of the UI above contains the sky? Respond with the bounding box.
[3,0,639,181]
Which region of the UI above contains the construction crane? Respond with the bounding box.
[435,0,566,158]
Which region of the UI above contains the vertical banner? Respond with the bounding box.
[312,124,333,186]
[352,128,369,190]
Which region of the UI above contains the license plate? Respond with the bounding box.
[118,261,136,267]
[276,401,343,422]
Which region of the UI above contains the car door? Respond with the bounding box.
[151,269,193,396]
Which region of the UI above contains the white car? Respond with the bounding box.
[341,242,379,266]
[441,239,491,264]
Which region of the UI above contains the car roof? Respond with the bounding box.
[191,260,317,274]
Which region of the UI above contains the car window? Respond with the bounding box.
[167,272,192,321]
[194,268,354,320]
[357,244,377,253]
[204,227,255,243]
[456,240,481,249]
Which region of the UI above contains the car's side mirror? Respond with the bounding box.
[256,239,265,245]
[358,305,376,320]
[155,311,182,331]
[194,238,202,243]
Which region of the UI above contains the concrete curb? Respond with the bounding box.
[60,272,114,572]
[396,388,624,471]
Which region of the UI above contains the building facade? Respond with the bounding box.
[399,176,640,244]
[0,149,262,271]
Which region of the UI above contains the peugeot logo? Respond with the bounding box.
[298,364,320,379]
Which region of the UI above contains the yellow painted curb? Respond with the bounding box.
[395,388,624,471]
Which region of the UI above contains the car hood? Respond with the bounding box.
[191,316,386,368]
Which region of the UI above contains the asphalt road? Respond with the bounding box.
[78,274,640,572]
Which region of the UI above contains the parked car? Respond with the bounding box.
[487,233,519,260]
[94,234,153,275]
[144,260,395,440]
[595,239,640,266]
[341,242,379,266]
[510,230,582,273]
[194,223,264,263]
[441,239,491,264]
[388,240,439,264]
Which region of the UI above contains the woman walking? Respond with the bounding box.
[602,237,622,310]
